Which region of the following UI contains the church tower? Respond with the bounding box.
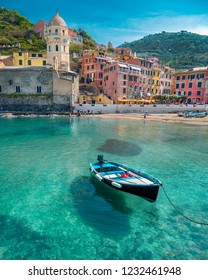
[46,11,70,71]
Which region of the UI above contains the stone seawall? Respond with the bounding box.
[0,95,70,113]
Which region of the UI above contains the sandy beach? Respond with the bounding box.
[91,113,208,126]
[1,111,208,125]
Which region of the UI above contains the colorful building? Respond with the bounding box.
[78,91,113,104]
[126,57,153,99]
[103,62,141,103]
[34,20,48,38]
[81,51,114,93]
[174,67,208,103]
[114,48,133,61]
[13,51,47,67]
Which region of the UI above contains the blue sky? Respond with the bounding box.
[1,0,208,46]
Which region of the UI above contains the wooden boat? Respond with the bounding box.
[90,155,162,203]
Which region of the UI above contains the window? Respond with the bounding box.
[197,91,201,96]
[43,60,46,66]
[49,46,51,52]
[182,76,186,80]
[188,74,195,80]
[16,86,20,93]
[188,91,192,96]
[28,60,31,65]
[55,29,58,35]
[181,83,185,88]
[123,88,126,93]
[176,84,179,89]
[62,30,65,36]
[19,60,22,65]
[197,73,204,79]
[92,65,94,70]
[188,82,192,88]
[32,54,36,57]
[86,66,90,70]
[56,45,59,51]
[176,76,180,80]
[197,82,202,87]
[37,86,42,93]
[123,75,126,80]
[123,81,126,85]
[19,52,22,56]
[38,54,43,57]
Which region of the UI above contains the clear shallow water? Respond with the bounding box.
[0,116,207,260]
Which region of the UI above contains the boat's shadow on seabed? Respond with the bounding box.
[70,176,133,239]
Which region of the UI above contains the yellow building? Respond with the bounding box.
[114,48,133,61]
[151,67,161,96]
[13,51,47,67]
[79,92,113,104]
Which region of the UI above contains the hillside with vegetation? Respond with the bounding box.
[0,8,98,55]
[0,7,46,53]
[120,31,208,70]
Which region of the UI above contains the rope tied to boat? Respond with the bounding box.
[161,185,208,226]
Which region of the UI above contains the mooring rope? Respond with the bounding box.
[161,185,208,226]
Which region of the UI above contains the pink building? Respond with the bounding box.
[103,62,141,103]
[34,20,48,38]
[81,51,113,93]
[174,67,208,103]
[126,57,153,98]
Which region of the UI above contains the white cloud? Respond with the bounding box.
[127,14,208,36]
[108,14,208,46]
[68,14,208,47]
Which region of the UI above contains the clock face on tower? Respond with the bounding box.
[63,39,67,44]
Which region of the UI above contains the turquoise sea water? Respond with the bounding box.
[0,116,207,260]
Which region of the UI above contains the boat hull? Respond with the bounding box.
[100,175,159,202]
[90,160,162,203]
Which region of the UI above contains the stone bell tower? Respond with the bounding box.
[46,11,70,71]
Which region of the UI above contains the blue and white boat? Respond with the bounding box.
[90,155,162,203]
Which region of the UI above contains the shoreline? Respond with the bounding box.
[85,113,208,126]
[0,112,208,126]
